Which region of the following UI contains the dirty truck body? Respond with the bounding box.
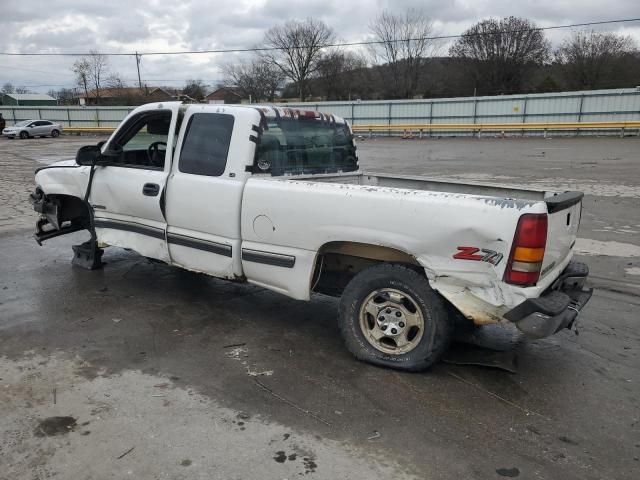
[31,102,592,371]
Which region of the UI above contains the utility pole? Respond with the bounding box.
[135,52,143,90]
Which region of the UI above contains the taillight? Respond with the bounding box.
[504,213,548,286]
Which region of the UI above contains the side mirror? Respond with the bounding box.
[76,144,108,166]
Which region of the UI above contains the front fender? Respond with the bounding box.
[34,162,90,198]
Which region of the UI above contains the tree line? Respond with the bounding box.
[14,11,637,104]
[227,13,638,101]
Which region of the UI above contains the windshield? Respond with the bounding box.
[254,118,358,176]
[14,120,31,127]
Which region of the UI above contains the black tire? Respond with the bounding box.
[19,131,28,139]
[339,263,453,371]
[51,129,60,138]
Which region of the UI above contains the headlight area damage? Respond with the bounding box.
[29,188,103,269]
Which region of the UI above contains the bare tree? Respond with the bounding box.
[87,50,109,104]
[263,18,335,101]
[369,9,438,98]
[223,58,284,102]
[183,79,206,101]
[72,58,90,100]
[71,52,113,104]
[316,50,367,100]
[449,17,550,95]
[15,86,31,94]
[106,73,126,90]
[48,88,77,105]
[555,31,636,90]
[1,82,14,94]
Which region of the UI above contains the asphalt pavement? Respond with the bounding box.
[0,134,638,480]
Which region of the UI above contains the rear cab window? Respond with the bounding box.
[179,113,234,177]
[253,113,358,176]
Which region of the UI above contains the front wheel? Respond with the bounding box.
[19,131,28,139]
[338,264,452,371]
[51,129,60,138]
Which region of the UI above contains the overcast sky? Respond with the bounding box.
[1,0,639,93]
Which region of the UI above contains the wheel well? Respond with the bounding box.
[311,241,423,296]
[47,193,90,225]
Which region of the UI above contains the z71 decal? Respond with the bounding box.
[453,246,503,266]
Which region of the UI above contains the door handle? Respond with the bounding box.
[142,183,160,196]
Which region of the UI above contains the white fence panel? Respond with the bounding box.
[2,88,639,137]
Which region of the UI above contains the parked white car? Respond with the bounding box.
[3,119,63,139]
[30,102,592,371]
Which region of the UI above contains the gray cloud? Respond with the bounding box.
[1,0,639,92]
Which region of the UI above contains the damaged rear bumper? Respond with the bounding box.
[504,261,592,338]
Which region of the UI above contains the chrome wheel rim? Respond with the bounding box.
[359,288,425,355]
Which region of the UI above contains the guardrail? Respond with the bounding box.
[351,121,640,138]
[62,121,640,138]
[64,127,116,134]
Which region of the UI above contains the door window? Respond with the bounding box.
[104,111,172,169]
[179,113,234,177]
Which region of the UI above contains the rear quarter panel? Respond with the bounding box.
[241,178,547,308]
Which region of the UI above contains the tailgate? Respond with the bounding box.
[540,192,583,279]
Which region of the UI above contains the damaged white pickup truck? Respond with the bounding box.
[31,102,592,371]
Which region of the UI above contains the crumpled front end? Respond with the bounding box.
[30,187,90,245]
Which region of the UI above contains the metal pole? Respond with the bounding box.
[67,108,71,127]
[577,94,584,137]
[521,97,527,137]
[428,102,432,138]
[135,52,143,90]
[472,97,478,138]
[38,108,42,120]
[11,108,16,124]
[351,102,355,124]
[96,108,100,127]
[388,102,392,137]
[472,98,478,124]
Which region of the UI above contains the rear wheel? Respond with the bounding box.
[19,131,28,139]
[338,263,452,371]
[51,129,60,138]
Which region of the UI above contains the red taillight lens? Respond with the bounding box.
[504,214,548,286]
[514,214,548,247]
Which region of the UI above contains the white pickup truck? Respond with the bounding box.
[31,102,592,371]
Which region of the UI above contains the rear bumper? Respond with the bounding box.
[504,261,593,338]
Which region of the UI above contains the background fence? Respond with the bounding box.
[0,105,133,129]
[2,87,640,136]
[286,88,640,136]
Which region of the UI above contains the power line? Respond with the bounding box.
[0,17,639,57]
[4,77,224,88]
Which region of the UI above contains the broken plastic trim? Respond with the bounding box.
[68,157,103,269]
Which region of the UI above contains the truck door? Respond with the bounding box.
[164,105,258,279]
[89,103,181,262]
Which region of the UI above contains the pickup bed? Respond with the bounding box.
[31,102,592,371]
